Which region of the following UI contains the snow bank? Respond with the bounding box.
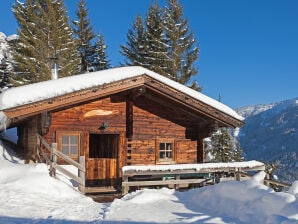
[0,139,296,224]
[0,66,243,121]
[0,142,104,222]
[107,172,298,224]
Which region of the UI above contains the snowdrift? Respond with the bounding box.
[0,139,297,223]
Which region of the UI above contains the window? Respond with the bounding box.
[57,131,80,160]
[157,139,175,164]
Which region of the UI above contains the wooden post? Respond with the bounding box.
[126,98,133,138]
[122,175,129,194]
[175,174,180,190]
[36,134,41,162]
[78,156,86,193]
[50,143,57,177]
[197,139,204,163]
[264,173,270,186]
[235,168,241,181]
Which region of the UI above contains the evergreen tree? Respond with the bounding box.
[91,33,110,71]
[209,128,244,162]
[12,0,78,84]
[144,3,169,76]
[163,0,200,90]
[120,15,147,67]
[121,0,200,91]
[0,56,10,91]
[72,0,95,73]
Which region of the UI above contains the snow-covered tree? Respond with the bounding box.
[144,3,169,76]
[163,0,200,91]
[91,33,110,71]
[72,0,109,72]
[121,0,200,91]
[0,33,12,91]
[120,15,147,67]
[72,0,95,73]
[207,128,244,162]
[11,0,78,84]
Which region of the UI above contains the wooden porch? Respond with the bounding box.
[36,133,291,197]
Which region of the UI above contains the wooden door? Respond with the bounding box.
[86,133,120,187]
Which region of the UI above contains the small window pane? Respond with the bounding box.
[61,146,69,154]
[166,143,172,151]
[70,136,78,144]
[160,143,165,151]
[160,151,165,159]
[70,146,78,155]
[166,151,172,158]
[62,136,69,145]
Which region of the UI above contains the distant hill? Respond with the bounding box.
[237,98,298,183]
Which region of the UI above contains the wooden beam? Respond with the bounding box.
[126,97,133,139]
[143,76,244,128]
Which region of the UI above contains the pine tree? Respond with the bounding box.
[208,128,244,162]
[163,0,200,90]
[120,15,148,67]
[144,3,169,76]
[121,0,200,91]
[11,0,78,84]
[0,56,10,91]
[72,0,95,73]
[210,128,234,163]
[91,33,110,71]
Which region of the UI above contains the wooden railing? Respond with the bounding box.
[36,134,86,193]
[122,162,267,194]
[238,171,292,189]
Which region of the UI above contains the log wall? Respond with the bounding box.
[38,95,199,182]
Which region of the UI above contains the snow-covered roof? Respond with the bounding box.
[122,160,264,173]
[0,66,243,121]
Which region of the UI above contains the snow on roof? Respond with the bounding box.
[0,66,243,121]
[122,160,264,172]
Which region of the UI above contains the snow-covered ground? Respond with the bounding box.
[0,139,297,224]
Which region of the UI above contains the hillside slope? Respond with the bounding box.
[237,98,298,182]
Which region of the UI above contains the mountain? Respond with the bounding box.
[237,98,298,183]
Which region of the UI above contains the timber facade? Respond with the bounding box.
[0,67,244,191]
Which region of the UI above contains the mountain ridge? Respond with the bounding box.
[237,97,298,182]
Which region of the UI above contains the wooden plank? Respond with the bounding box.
[122,178,208,187]
[56,165,85,186]
[84,186,117,194]
[54,150,85,172]
[78,156,86,193]
[37,134,51,151]
[36,144,50,164]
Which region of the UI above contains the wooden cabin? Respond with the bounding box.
[0,66,244,191]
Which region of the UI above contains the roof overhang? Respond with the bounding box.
[0,67,244,129]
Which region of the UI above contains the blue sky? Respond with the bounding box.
[0,0,297,109]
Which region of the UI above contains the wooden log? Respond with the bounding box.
[56,165,85,186]
[50,143,57,176]
[122,178,208,187]
[54,150,85,172]
[37,133,51,152]
[78,156,86,193]
[36,144,50,165]
[122,175,129,194]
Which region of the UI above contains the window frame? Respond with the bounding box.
[156,138,175,164]
[56,131,81,160]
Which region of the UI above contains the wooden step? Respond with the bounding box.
[84,186,118,194]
